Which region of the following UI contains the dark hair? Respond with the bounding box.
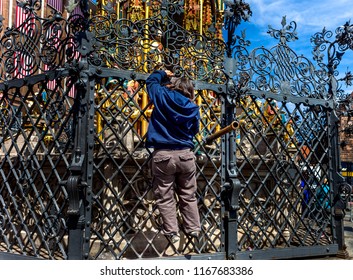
[169,77,195,100]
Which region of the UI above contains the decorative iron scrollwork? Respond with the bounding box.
[311,20,353,101]
[16,0,42,13]
[0,1,229,84]
[0,9,80,81]
[267,16,298,45]
[223,0,252,58]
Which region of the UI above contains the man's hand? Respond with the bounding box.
[165,70,174,77]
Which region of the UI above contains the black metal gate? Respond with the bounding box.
[0,1,350,260]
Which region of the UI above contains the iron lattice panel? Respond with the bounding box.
[87,11,228,84]
[236,95,333,251]
[89,78,223,259]
[0,77,75,259]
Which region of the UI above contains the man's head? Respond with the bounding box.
[169,77,195,100]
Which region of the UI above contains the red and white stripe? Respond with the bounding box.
[15,5,28,27]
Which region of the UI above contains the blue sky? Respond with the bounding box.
[235,0,353,93]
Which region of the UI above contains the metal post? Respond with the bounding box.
[66,0,91,259]
[222,100,242,259]
[222,0,252,259]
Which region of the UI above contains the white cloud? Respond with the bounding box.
[248,0,353,33]
[245,0,353,57]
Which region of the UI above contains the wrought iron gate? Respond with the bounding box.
[0,1,350,260]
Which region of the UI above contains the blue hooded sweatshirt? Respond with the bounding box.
[145,70,200,149]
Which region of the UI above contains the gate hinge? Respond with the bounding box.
[60,175,88,216]
[334,182,352,218]
[222,178,243,211]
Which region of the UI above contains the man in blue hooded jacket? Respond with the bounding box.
[146,70,201,243]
